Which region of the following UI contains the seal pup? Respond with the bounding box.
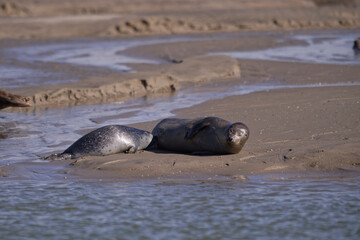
[151,117,249,154]
[46,125,153,160]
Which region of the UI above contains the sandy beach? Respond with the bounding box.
[1,0,360,180]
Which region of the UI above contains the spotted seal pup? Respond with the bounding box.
[46,125,153,160]
[151,117,249,154]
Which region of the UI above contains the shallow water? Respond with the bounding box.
[214,33,360,65]
[2,30,359,89]
[0,36,203,88]
[1,175,359,239]
[1,30,360,239]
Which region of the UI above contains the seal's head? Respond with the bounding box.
[141,131,154,148]
[226,122,249,153]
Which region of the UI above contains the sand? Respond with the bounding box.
[1,0,360,180]
[1,0,360,39]
[46,61,360,181]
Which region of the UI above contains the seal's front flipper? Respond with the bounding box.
[125,146,138,153]
[185,118,212,139]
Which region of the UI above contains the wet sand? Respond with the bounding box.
[1,0,360,180]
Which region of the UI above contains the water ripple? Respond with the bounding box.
[1,176,359,239]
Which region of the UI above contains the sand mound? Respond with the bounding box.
[107,17,238,36]
[105,16,360,37]
[29,75,178,106]
[12,55,240,107]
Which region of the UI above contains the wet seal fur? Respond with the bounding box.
[46,125,153,160]
[151,117,249,154]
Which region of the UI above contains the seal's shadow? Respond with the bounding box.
[145,149,224,157]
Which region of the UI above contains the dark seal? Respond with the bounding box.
[151,117,249,154]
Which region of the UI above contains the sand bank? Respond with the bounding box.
[2,54,239,107]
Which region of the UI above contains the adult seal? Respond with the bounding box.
[151,117,249,154]
[46,125,153,160]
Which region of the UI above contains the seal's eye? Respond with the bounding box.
[239,129,248,137]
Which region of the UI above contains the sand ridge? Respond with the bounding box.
[4,54,240,107]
